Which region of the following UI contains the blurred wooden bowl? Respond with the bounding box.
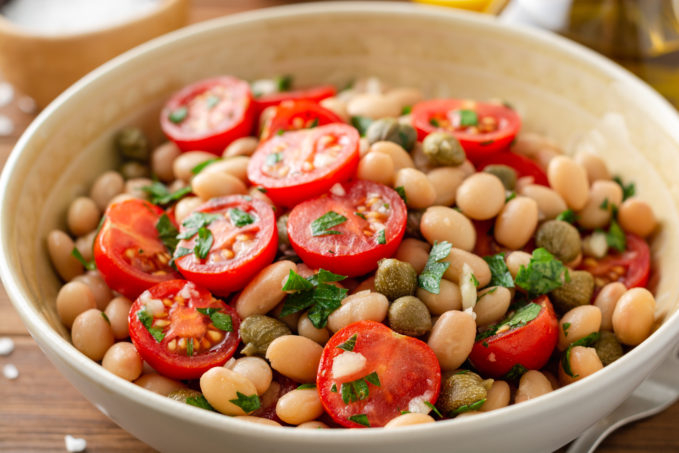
[0,0,189,108]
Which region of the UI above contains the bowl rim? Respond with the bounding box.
[0,0,185,40]
[2,0,679,443]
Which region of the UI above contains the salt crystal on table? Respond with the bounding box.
[0,337,14,356]
[3,363,18,380]
[0,82,13,108]
[0,115,14,136]
[64,435,87,452]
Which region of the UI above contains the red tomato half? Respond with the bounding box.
[469,295,559,378]
[129,279,241,380]
[94,199,180,300]
[247,124,360,207]
[260,100,344,141]
[579,234,650,291]
[160,76,255,154]
[174,195,277,297]
[317,321,441,428]
[253,84,336,117]
[474,151,549,186]
[411,99,521,160]
[287,180,407,277]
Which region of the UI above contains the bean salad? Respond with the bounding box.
[47,75,658,429]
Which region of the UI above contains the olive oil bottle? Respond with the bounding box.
[562,0,679,108]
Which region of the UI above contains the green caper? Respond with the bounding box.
[406,209,424,239]
[437,371,491,416]
[594,331,624,366]
[365,118,417,151]
[422,131,466,166]
[114,126,150,162]
[120,161,150,180]
[483,165,517,190]
[388,296,432,336]
[276,214,290,248]
[239,314,291,357]
[374,258,418,301]
[550,270,595,314]
[535,220,582,263]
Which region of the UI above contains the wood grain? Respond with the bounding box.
[0,1,677,452]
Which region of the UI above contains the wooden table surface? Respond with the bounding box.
[1,1,678,452]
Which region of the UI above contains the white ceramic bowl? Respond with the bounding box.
[2,3,679,452]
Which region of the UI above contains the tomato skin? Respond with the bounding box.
[253,85,336,117]
[287,180,407,277]
[160,76,255,154]
[411,99,521,159]
[174,195,277,297]
[474,151,549,186]
[468,295,558,378]
[260,99,344,141]
[94,199,180,300]
[128,279,241,380]
[579,234,650,289]
[247,124,360,208]
[317,321,441,428]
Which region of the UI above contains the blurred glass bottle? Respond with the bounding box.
[501,0,679,108]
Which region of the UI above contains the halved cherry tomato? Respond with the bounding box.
[474,151,549,186]
[174,195,277,297]
[247,124,360,208]
[94,198,180,300]
[160,76,255,154]
[317,320,441,428]
[287,180,407,277]
[579,234,650,291]
[253,84,336,117]
[411,99,521,160]
[469,295,558,378]
[129,279,241,380]
[260,100,344,141]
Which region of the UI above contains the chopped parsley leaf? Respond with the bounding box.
[310,211,347,236]
[605,219,626,252]
[275,75,292,92]
[228,208,255,227]
[101,312,110,324]
[330,384,338,393]
[229,392,261,413]
[308,118,319,128]
[476,302,542,341]
[451,398,486,415]
[401,105,412,115]
[169,107,187,124]
[256,187,268,193]
[424,401,443,419]
[186,395,214,411]
[71,247,96,271]
[458,109,478,127]
[599,198,610,210]
[337,333,358,352]
[187,338,194,356]
[429,118,440,128]
[348,414,370,427]
[156,214,179,255]
[563,322,571,337]
[143,182,191,206]
[377,230,386,245]
[395,186,407,203]
[504,363,528,381]
[470,273,479,287]
[194,227,213,259]
[170,247,192,267]
[355,212,367,220]
[418,241,452,294]
[178,212,221,239]
[483,253,514,288]
[297,383,317,390]
[137,307,165,343]
[350,116,373,136]
[280,269,348,329]
[191,158,219,175]
[196,307,233,332]
[556,209,577,224]
[505,191,516,203]
[613,176,635,201]
[515,248,570,297]
[206,95,220,109]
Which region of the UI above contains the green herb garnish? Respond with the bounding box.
[71,247,96,271]
[310,211,347,236]
[395,186,407,203]
[142,182,191,206]
[605,219,626,252]
[191,158,219,175]
[156,214,179,255]
[562,332,601,378]
[137,307,165,343]
[196,307,233,332]
[275,75,292,92]
[194,227,213,259]
[377,230,386,245]
[337,333,358,352]
[458,109,478,127]
[228,208,255,227]
[168,107,187,124]
[187,338,194,357]
[186,395,214,411]
[451,399,486,415]
[355,212,367,220]
[563,322,571,337]
[348,414,370,427]
[418,241,452,294]
[613,176,635,201]
[101,312,110,324]
[504,363,528,381]
[515,248,570,297]
[350,116,373,136]
[280,269,348,329]
[556,209,577,224]
[424,401,443,419]
[297,383,317,390]
[266,152,283,166]
[429,118,440,127]
[308,118,319,128]
[229,392,261,413]
[206,95,220,109]
[401,105,412,115]
[476,302,542,341]
[483,253,514,288]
